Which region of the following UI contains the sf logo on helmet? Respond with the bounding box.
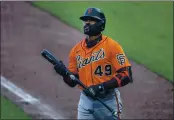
[88,8,92,14]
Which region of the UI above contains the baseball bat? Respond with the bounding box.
[41,49,59,65]
[41,49,86,88]
[41,49,118,119]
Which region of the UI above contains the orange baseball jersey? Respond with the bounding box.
[68,35,131,89]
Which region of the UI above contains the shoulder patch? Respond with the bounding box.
[116,54,125,65]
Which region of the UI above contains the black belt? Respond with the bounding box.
[82,89,115,100]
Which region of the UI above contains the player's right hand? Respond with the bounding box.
[54,61,67,77]
[83,84,105,99]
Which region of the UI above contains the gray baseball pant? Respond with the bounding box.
[77,88,123,120]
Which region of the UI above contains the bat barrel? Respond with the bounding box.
[41,49,58,65]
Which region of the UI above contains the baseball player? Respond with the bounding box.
[54,7,133,120]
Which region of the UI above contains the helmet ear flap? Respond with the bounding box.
[100,19,105,31]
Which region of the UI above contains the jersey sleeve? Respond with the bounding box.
[110,42,131,71]
[68,47,78,74]
[105,41,132,87]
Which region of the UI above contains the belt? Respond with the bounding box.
[82,89,115,100]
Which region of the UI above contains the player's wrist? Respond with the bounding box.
[102,81,110,90]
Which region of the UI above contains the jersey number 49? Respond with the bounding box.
[94,65,112,76]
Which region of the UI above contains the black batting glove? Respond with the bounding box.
[54,61,67,77]
[83,84,105,98]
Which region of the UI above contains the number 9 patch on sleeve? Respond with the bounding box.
[116,54,125,65]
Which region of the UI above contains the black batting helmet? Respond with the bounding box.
[79,7,106,31]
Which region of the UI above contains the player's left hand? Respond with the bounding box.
[54,61,67,77]
[83,84,105,98]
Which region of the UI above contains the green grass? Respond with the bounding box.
[33,1,173,82]
[1,96,32,119]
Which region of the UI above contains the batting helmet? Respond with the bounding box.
[79,7,106,31]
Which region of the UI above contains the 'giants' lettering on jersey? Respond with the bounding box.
[76,48,105,69]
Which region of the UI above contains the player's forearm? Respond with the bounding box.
[103,70,132,89]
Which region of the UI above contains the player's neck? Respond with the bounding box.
[87,34,101,42]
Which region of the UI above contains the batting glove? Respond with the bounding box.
[54,61,67,77]
[83,84,105,98]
